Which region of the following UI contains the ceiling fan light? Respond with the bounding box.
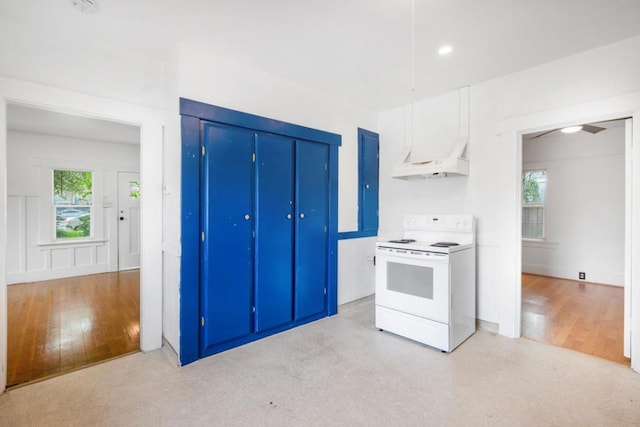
[438,45,453,55]
[70,0,99,14]
[560,125,583,134]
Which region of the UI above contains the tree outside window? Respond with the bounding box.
[54,170,93,239]
[522,170,547,239]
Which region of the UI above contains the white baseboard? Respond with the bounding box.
[162,338,180,367]
[7,264,110,284]
[522,263,623,287]
[477,319,499,334]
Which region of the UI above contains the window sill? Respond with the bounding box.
[522,239,558,249]
[37,239,107,248]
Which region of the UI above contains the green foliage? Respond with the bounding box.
[523,172,541,204]
[56,229,86,239]
[54,170,92,203]
[56,214,91,239]
[129,180,141,199]
[76,215,91,235]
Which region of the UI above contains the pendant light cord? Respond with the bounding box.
[411,0,415,94]
[409,0,416,149]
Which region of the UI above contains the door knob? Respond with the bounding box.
[119,216,125,221]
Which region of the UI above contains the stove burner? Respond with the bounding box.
[431,242,460,248]
[388,239,416,244]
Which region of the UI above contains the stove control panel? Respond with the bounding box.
[404,214,474,233]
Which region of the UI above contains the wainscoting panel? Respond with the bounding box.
[6,195,111,285]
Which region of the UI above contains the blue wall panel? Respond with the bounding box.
[179,115,201,365]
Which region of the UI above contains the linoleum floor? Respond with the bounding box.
[2,296,639,426]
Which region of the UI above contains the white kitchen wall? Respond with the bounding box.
[6,130,140,284]
[379,35,640,331]
[337,237,377,305]
[522,126,625,286]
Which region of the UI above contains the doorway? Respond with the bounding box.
[0,79,164,392]
[4,103,142,387]
[520,119,629,364]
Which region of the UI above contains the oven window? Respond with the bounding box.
[387,262,434,299]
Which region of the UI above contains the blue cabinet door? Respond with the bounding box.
[200,123,254,353]
[295,141,329,321]
[359,130,379,232]
[254,134,294,332]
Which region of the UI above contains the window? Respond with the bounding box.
[128,180,141,199]
[53,170,93,239]
[522,170,547,239]
[358,128,379,233]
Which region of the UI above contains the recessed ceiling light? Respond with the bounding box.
[560,126,583,134]
[438,45,453,55]
[70,0,99,13]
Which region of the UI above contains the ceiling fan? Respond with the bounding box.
[528,123,606,140]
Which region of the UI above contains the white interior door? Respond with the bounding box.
[118,172,140,270]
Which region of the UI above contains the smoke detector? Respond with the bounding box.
[70,0,99,13]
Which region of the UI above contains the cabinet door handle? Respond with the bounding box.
[244,214,251,220]
[299,213,305,219]
[287,214,292,219]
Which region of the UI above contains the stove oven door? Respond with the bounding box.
[375,247,450,324]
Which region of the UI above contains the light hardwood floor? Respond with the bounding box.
[521,273,628,365]
[7,270,140,388]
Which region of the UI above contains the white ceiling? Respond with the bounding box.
[2,0,640,112]
[1,2,633,367]
[7,104,140,144]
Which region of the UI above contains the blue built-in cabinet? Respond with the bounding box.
[180,99,340,364]
[358,128,379,233]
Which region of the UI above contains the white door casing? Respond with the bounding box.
[118,172,141,270]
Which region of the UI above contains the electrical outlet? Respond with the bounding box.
[579,272,586,280]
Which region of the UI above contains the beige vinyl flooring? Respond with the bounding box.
[1,296,640,426]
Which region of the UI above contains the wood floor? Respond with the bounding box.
[521,273,628,365]
[7,270,140,388]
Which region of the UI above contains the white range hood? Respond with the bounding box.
[392,138,469,179]
[392,86,470,180]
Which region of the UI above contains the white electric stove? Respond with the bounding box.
[375,214,476,352]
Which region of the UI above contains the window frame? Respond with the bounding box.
[37,159,105,245]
